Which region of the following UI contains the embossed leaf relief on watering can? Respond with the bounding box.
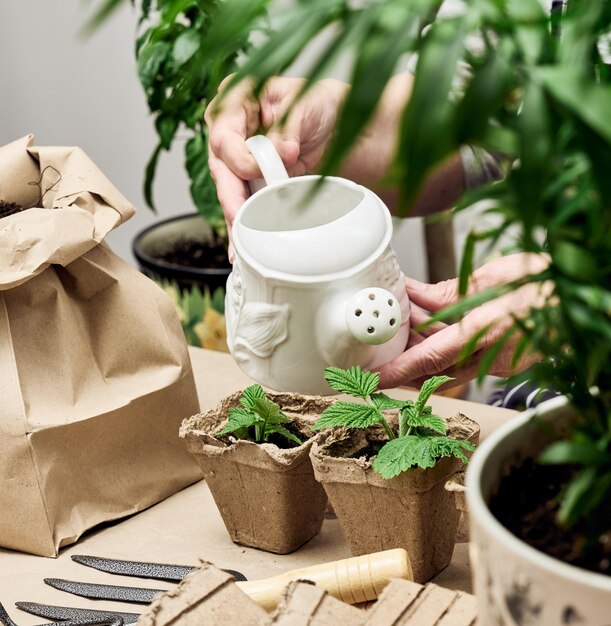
[225,135,410,395]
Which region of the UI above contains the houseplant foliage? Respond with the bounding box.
[203,0,611,571]
[85,0,267,351]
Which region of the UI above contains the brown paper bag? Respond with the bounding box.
[0,135,202,556]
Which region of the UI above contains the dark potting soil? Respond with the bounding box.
[0,201,28,219]
[220,420,306,450]
[489,457,611,576]
[155,236,229,270]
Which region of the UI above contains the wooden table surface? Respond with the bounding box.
[0,348,516,624]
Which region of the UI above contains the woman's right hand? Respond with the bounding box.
[204,76,349,240]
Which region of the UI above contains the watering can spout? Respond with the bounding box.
[344,287,402,345]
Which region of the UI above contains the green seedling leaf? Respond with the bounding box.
[373,435,475,478]
[324,366,380,398]
[403,408,447,435]
[312,402,379,431]
[217,407,258,437]
[415,376,454,415]
[239,384,267,410]
[370,393,410,411]
[219,385,302,445]
[252,397,290,425]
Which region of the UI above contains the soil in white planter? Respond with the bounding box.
[489,457,611,576]
[0,201,28,218]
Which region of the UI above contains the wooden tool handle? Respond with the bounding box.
[237,548,412,611]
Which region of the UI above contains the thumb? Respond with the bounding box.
[405,276,459,313]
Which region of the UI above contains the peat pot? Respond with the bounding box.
[310,414,480,583]
[180,391,332,554]
[467,395,611,625]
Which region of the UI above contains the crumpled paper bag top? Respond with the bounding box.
[0,134,135,289]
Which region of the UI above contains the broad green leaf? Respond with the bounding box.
[252,397,289,425]
[415,376,454,414]
[539,440,611,467]
[324,366,379,398]
[239,384,266,410]
[155,114,178,150]
[312,402,379,431]
[172,28,200,66]
[536,67,611,144]
[138,40,171,89]
[185,133,223,228]
[552,240,599,282]
[217,407,257,436]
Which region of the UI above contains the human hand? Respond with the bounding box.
[376,253,551,389]
[204,75,349,247]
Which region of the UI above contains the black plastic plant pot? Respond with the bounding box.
[133,213,231,294]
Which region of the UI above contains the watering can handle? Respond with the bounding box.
[245,135,290,193]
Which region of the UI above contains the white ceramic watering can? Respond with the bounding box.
[225,135,410,395]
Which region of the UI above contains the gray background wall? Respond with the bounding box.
[0,0,445,278]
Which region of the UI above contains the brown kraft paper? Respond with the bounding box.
[0,135,202,556]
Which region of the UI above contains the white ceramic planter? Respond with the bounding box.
[466,395,611,625]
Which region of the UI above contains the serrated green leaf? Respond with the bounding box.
[370,393,409,411]
[312,402,379,431]
[217,407,257,436]
[405,410,447,435]
[239,384,266,410]
[373,436,437,477]
[324,367,379,398]
[252,397,289,424]
[415,376,454,414]
[374,435,475,478]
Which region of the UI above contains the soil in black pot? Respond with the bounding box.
[0,201,28,219]
[489,458,611,576]
[156,235,229,270]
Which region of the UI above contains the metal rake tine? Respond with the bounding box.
[1,602,124,626]
[0,601,19,626]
